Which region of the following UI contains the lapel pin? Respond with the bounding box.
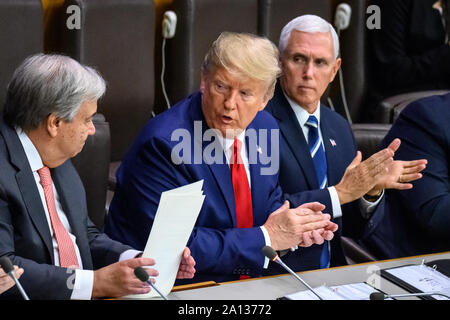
[329,139,337,147]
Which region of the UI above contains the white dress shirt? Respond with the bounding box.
[16,128,140,300]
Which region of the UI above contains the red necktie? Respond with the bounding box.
[231,139,253,228]
[231,139,253,280]
[38,166,79,269]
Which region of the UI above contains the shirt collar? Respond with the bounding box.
[282,90,321,127]
[15,127,44,172]
[214,129,247,152]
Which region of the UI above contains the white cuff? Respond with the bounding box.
[328,186,343,218]
[260,226,271,269]
[119,249,142,261]
[70,269,94,300]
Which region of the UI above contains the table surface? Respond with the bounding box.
[168,251,450,300]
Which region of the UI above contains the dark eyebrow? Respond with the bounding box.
[293,53,307,59]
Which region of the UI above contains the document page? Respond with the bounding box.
[384,264,450,300]
[284,282,382,300]
[126,180,205,299]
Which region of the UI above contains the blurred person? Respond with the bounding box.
[360,93,450,258]
[366,0,450,121]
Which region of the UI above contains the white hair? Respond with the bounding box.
[4,54,106,130]
[279,15,340,59]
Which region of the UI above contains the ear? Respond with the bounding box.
[258,96,270,112]
[329,58,342,83]
[45,114,61,138]
[200,73,207,94]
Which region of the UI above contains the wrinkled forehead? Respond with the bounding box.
[284,30,335,60]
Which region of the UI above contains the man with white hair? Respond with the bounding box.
[265,15,427,272]
[0,54,196,299]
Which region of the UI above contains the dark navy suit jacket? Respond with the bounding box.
[361,93,450,259]
[0,121,132,299]
[265,83,374,272]
[104,91,289,283]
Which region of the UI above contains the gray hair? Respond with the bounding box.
[279,15,340,59]
[3,53,106,131]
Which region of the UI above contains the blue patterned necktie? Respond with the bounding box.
[305,115,330,268]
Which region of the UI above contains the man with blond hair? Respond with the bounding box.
[104,32,338,283]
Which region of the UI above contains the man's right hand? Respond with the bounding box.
[334,140,397,205]
[92,257,158,298]
[263,201,338,251]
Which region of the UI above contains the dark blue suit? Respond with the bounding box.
[361,93,450,259]
[264,83,371,272]
[0,121,133,300]
[104,92,286,283]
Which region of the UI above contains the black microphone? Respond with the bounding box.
[133,266,168,300]
[262,246,324,300]
[0,256,29,300]
[370,291,450,300]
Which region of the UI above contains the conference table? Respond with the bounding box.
[169,251,450,300]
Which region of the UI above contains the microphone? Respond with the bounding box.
[370,291,450,300]
[262,246,323,300]
[133,266,168,300]
[0,256,29,300]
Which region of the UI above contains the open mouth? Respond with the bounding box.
[221,115,233,124]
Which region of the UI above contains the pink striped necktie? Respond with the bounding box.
[38,166,79,269]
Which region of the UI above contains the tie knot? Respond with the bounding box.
[233,138,242,154]
[38,166,52,187]
[306,115,318,129]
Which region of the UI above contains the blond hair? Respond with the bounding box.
[201,32,281,100]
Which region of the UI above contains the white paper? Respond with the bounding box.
[384,264,450,300]
[285,282,384,300]
[127,180,205,299]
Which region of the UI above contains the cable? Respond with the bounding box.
[161,37,171,109]
[336,28,352,124]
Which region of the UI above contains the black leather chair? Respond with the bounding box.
[56,0,156,200]
[257,0,332,43]
[340,123,391,264]
[333,0,448,124]
[154,0,259,114]
[59,0,155,164]
[71,114,111,229]
[379,90,450,124]
[0,0,43,112]
[351,123,391,160]
[328,0,371,123]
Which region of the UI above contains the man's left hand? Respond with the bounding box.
[176,247,196,279]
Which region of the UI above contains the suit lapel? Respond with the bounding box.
[189,94,237,226]
[207,152,237,226]
[271,84,319,189]
[320,106,341,185]
[1,124,54,262]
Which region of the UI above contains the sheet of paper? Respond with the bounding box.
[384,264,450,300]
[284,282,383,300]
[126,180,205,299]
